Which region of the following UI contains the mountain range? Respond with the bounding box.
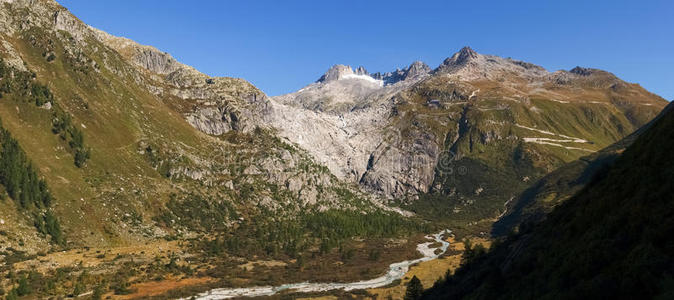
[0,0,669,298]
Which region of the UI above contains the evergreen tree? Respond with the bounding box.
[405,275,424,300]
[91,285,104,300]
[5,289,18,300]
[16,275,31,296]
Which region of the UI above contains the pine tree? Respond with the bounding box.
[91,285,104,300]
[5,289,18,300]
[404,275,424,300]
[16,275,31,296]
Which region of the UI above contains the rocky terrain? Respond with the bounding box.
[268,46,666,229]
[0,0,407,255]
[0,0,669,298]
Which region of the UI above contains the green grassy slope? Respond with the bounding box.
[397,70,666,235]
[493,102,674,236]
[422,99,674,299]
[0,2,414,257]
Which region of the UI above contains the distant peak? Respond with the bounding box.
[451,46,479,65]
[569,66,595,76]
[458,46,478,58]
[317,61,431,86]
[317,64,354,82]
[435,46,481,73]
[315,65,383,85]
[355,66,369,75]
[405,61,431,78]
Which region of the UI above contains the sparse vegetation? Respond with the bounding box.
[0,58,91,168]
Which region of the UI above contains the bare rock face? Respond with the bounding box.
[269,61,437,198]
[268,46,667,204]
[359,129,441,199]
[317,64,356,83]
[405,61,431,79]
[185,106,239,135]
[355,66,369,75]
[434,46,548,80]
[94,27,273,135]
[371,61,431,85]
[132,48,181,75]
[439,46,479,68]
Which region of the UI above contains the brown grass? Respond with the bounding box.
[13,240,180,273]
[117,277,214,299]
[366,236,491,300]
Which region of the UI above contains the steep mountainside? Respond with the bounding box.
[271,46,667,231]
[422,98,674,299]
[0,0,669,298]
[0,1,437,297]
[493,101,674,235]
[0,0,405,255]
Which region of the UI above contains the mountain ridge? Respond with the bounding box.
[271,45,666,212]
[0,0,408,253]
[0,1,670,298]
[422,88,674,300]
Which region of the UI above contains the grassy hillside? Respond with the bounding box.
[0,2,414,251]
[0,1,434,297]
[395,68,666,236]
[493,102,674,236]
[422,98,674,299]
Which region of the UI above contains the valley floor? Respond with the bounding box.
[2,232,465,299]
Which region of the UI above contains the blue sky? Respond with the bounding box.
[59,0,673,99]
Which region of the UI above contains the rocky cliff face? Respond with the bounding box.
[92,24,666,218]
[371,61,432,85]
[435,46,548,80]
[269,46,668,221]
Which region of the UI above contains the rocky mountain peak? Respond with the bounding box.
[405,61,431,79]
[369,61,430,85]
[317,64,354,82]
[433,46,550,80]
[456,46,479,62]
[436,46,481,72]
[569,66,597,76]
[355,66,368,75]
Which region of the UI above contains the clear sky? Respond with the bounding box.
[58,0,673,99]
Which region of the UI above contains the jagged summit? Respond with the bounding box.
[316,61,431,86]
[433,46,480,73]
[370,61,431,84]
[434,46,548,79]
[316,64,382,85]
[444,46,479,66]
[317,64,354,82]
[405,61,432,78]
[355,66,368,75]
[434,46,487,75]
[569,66,601,76]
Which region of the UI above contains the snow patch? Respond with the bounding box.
[340,74,384,86]
[523,138,593,152]
[516,124,588,143]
